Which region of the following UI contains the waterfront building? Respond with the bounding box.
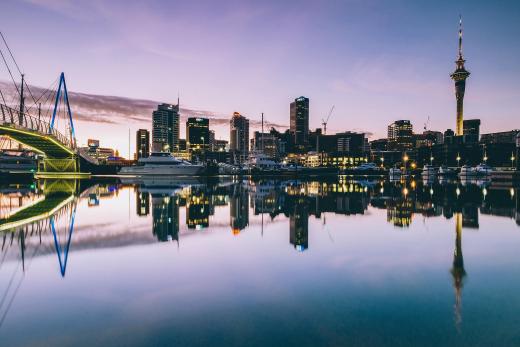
[82,139,115,163]
[186,117,210,151]
[152,103,180,152]
[481,130,520,144]
[252,131,281,159]
[230,112,250,165]
[450,17,471,136]
[388,120,413,150]
[463,119,480,144]
[135,129,150,159]
[290,96,309,151]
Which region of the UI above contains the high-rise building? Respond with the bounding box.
[230,112,249,164]
[135,129,150,159]
[152,103,180,152]
[463,119,480,143]
[450,17,471,136]
[186,117,209,151]
[388,120,413,150]
[290,96,309,150]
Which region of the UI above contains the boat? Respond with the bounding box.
[475,163,493,176]
[458,165,477,179]
[248,153,280,172]
[389,167,402,180]
[119,152,205,176]
[421,164,438,180]
[438,166,456,177]
[354,163,379,171]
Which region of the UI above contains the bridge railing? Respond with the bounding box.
[0,103,74,149]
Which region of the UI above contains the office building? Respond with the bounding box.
[252,131,281,159]
[152,103,180,152]
[230,112,249,164]
[186,117,209,151]
[388,120,413,150]
[135,129,150,159]
[481,130,520,144]
[463,119,480,143]
[290,96,309,150]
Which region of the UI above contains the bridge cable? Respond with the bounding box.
[0,31,38,107]
[0,47,21,100]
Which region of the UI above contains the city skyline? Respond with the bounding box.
[1,1,520,156]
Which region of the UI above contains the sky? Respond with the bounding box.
[1,0,520,157]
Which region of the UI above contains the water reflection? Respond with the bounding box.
[1,177,519,335]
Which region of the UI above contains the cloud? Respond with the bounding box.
[0,80,288,131]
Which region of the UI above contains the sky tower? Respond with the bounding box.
[450,16,471,136]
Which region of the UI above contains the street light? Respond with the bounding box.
[403,154,409,174]
[430,156,434,165]
[511,153,515,168]
[456,154,461,168]
[380,157,384,168]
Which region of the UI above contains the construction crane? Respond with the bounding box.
[424,115,430,131]
[321,105,335,135]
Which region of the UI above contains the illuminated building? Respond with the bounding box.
[152,103,180,152]
[388,120,413,150]
[186,117,210,152]
[135,129,150,159]
[230,112,249,164]
[450,17,471,136]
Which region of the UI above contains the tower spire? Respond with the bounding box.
[458,15,463,60]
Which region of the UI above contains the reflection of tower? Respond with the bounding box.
[136,191,150,216]
[451,213,466,328]
[186,189,210,229]
[230,185,249,235]
[290,198,309,251]
[151,194,179,242]
[450,16,471,136]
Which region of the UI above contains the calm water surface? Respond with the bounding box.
[1,177,520,346]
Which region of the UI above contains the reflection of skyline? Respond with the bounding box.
[230,184,249,235]
[152,193,179,243]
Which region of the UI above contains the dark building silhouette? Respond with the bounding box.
[451,213,466,328]
[152,103,180,152]
[186,117,210,151]
[135,129,150,159]
[290,96,309,151]
[481,130,520,145]
[463,119,480,144]
[450,17,471,136]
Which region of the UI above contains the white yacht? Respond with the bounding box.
[439,166,456,176]
[248,153,280,171]
[389,167,402,180]
[475,163,493,176]
[459,165,476,179]
[421,164,438,180]
[354,163,379,171]
[119,152,205,176]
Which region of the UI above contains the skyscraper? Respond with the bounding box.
[387,120,413,150]
[290,96,309,150]
[152,103,180,152]
[230,112,249,164]
[135,129,150,159]
[462,119,480,143]
[450,16,471,136]
[186,117,209,151]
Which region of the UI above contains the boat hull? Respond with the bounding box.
[119,165,205,176]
